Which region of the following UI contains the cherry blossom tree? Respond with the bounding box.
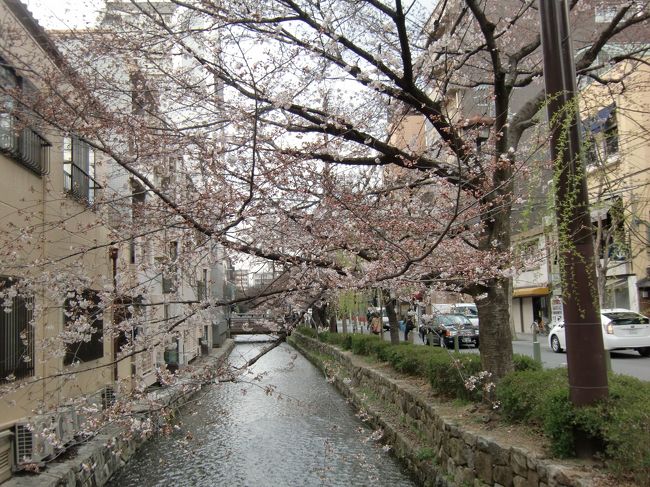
[2,0,649,401]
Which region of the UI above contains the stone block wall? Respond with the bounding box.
[290,333,594,487]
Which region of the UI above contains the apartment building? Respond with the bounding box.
[0,1,234,479]
[0,0,116,478]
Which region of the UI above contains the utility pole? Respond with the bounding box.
[539,0,608,407]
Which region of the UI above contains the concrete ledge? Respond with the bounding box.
[3,339,235,487]
[290,333,597,487]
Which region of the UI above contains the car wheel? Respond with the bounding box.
[550,335,563,353]
[637,347,650,357]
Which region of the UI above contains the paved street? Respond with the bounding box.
[347,325,650,381]
[510,335,650,381]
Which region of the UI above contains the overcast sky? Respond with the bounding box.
[24,0,103,29]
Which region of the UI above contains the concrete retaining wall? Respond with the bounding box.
[290,333,595,487]
[3,340,235,487]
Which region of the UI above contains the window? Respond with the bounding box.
[595,5,620,23]
[113,295,143,354]
[162,241,178,294]
[0,62,50,175]
[0,277,34,382]
[593,198,628,261]
[63,135,98,203]
[603,109,618,156]
[129,183,147,264]
[63,289,104,365]
[197,269,208,300]
[582,104,618,166]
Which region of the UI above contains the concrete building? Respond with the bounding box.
[0,0,116,477]
[0,1,235,480]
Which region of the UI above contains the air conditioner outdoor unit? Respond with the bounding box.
[13,415,59,467]
[0,430,13,483]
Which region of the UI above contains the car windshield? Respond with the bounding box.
[602,312,649,325]
[445,314,472,325]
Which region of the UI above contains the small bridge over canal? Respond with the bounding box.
[230,313,286,337]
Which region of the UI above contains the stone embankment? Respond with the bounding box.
[290,332,597,487]
[3,340,235,487]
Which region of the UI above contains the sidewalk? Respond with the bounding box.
[336,323,541,346]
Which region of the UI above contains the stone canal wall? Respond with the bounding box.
[290,333,595,487]
[3,340,235,487]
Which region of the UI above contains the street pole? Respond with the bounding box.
[532,326,542,364]
[539,0,608,407]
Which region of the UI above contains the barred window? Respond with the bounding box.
[0,277,34,382]
[63,289,104,365]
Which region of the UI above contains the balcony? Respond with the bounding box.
[63,162,101,204]
[0,121,51,175]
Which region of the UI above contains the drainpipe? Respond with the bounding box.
[108,247,119,384]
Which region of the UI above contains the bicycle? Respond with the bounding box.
[531,320,548,336]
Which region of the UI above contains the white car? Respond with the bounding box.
[548,308,650,356]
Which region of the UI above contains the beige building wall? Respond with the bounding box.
[581,57,650,309]
[0,0,115,432]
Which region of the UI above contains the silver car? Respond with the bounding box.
[548,308,650,356]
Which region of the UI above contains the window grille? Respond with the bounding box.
[0,277,34,382]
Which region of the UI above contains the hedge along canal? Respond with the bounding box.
[106,341,416,487]
[289,331,599,487]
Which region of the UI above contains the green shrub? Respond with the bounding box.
[318,331,351,347]
[428,352,482,400]
[349,334,382,355]
[296,326,317,338]
[497,368,650,485]
[496,368,567,423]
[512,353,543,372]
[294,329,650,483]
[596,374,650,483]
[384,344,429,376]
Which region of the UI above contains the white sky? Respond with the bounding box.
[24,0,104,29]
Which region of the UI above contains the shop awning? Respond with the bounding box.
[513,286,550,298]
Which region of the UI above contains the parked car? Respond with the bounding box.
[421,314,479,348]
[548,308,650,356]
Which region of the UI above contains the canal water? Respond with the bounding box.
[107,341,416,487]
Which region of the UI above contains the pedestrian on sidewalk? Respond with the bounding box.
[404,317,414,341]
[370,313,381,335]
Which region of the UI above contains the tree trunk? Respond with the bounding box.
[476,277,514,378]
[329,313,337,333]
[384,295,400,345]
[312,302,326,329]
[342,316,348,333]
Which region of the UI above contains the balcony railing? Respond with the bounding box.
[64,162,101,204]
[0,120,51,175]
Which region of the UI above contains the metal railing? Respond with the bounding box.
[63,161,101,204]
[0,121,51,175]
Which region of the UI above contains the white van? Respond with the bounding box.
[451,303,479,326]
[430,303,454,315]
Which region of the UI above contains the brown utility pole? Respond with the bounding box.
[539,0,608,406]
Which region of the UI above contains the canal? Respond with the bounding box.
[107,341,417,486]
